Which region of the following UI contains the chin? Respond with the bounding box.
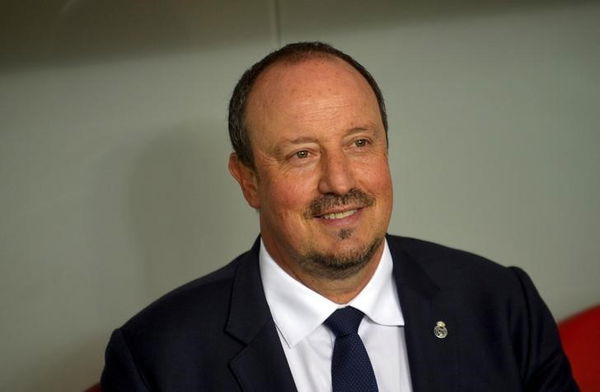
[299,235,384,280]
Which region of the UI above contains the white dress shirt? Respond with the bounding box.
[259,239,413,392]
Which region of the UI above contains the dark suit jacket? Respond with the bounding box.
[101,235,578,391]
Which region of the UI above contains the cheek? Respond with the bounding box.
[359,159,393,193]
[261,177,314,216]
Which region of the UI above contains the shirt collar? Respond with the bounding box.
[259,239,404,348]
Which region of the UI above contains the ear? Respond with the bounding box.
[228,153,260,209]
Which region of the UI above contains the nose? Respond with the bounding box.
[318,151,356,195]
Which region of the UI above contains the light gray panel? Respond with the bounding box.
[279,0,600,319]
[0,1,276,390]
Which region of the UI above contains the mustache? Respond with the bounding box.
[306,189,375,217]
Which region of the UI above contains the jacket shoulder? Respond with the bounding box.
[386,234,521,293]
[387,235,508,269]
[102,247,262,390]
[386,235,578,389]
[120,249,250,338]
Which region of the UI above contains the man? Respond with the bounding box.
[101,42,578,391]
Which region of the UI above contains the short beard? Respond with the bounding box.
[298,236,383,280]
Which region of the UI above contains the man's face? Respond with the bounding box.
[230,56,393,280]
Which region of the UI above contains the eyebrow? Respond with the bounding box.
[346,126,372,135]
[286,125,376,144]
[283,136,320,145]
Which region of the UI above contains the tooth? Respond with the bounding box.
[322,209,357,220]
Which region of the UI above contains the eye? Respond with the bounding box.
[295,150,309,159]
[354,138,369,147]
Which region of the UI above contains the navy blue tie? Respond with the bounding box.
[324,307,379,392]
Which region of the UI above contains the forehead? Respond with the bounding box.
[245,56,380,133]
[249,56,372,105]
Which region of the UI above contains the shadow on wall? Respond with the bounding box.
[126,120,255,299]
[1,0,595,69]
[1,0,274,68]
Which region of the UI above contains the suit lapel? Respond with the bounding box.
[225,239,298,392]
[224,235,459,391]
[388,236,459,392]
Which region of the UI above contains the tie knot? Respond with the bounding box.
[324,307,364,337]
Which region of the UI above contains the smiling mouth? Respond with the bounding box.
[319,209,359,220]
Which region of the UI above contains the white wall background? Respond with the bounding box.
[1,1,598,390]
